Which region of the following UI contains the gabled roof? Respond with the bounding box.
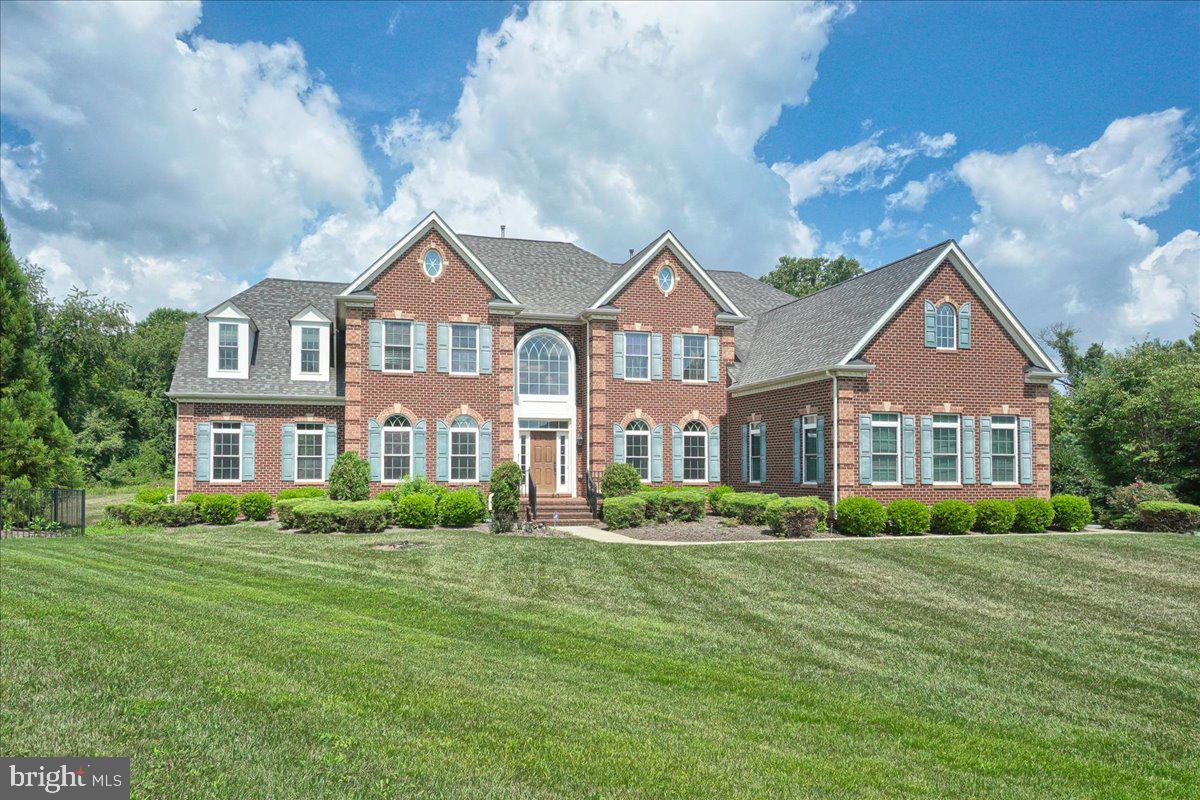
[707,270,795,366]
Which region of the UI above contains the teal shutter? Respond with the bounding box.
[435,421,449,481]
[671,424,683,481]
[413,322,427,372]
[740,424,749,482]
[479,325,493,374]
[924,301,936,347]
[280,423,295,482]
[412,420,427,478]
[612,332,625,378]
[367,419,381,482]
[708,425,720,481]
[436,323,450,372]
[958,302,971,349]
[979,416,993,485]
[671,334,683,380]
[613,423,625,463]
[369,320,383,371]
[962,416,976,484]
[479,421,493,480]
[815,416,825,484]
[241,422,255,481]
[652,424,664,482]
[195,421,211,482]
[651,333,663,380]
[920,416,934,484]
[792,418,801,483]
[324,424,337,478]
[707,335,719,382]
[902,415,916,485]
[1019,417,1033,485]
[758,422,767,483]
[858,414,872,484]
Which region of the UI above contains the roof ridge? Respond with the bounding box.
[460,232,575,245]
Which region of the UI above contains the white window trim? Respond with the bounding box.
[381,420,414,484]
[290,321,331,381]
[657,265,675,295]
[626,424,652,483]
[932,414,962,486]
[870,413,901,486]
[681,334,708,384]
[422,248,443,279]
[210,422,243,484]
[516,328,574,399]
[682,424,708,483]
[624,331,652,382]
[990,415,1018,486]
[207,317,250,380]
[802,414,819,485]
[382,320,415,375]
[935,303,958,351]
[449,323,480,377]
[294,423,326,483]
[449,427,479,483]
[748,423,764,485]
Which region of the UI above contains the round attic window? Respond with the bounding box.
[423,249,443,278]
[657,266,675,294]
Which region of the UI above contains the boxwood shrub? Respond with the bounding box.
[707,485,734,515]
[765,497,830,537]
[394,493,437,529]
[199,493,239,525]
[1137,501,1200,533]
[276,487,327,501]
[724,492,780,525]
[134,486,171,505]
[602,495,646,529]
[276,498,309,529]
[1051,494,1093,532]
[489,461,523,531]
[291,500,391,534]
[439,488,485,528]
[834,497,886,537]
[973,499,1016,534]
[328,452,370,501]
[886,499,930,536]
[238,492,273,521]
[665,490,707,522]
[600,463,642,498]
[1012,497,1055,533]
[107,501,199,527]
[633,490,671,523]
[292,500,340,534]
[930,500,975,535]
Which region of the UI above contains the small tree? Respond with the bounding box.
[489,461,522,532]
[760,254,863,299]
[600,462,641,497]
[328,451,370,500]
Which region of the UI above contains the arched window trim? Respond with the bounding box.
[516,328,575,400]
[935,303,957,350]
[625,419,651,481]
[382,415,413,483]
[682,420,707,482]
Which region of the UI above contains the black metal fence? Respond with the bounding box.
[0,487,85,538]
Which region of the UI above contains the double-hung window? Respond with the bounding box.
[450,324,478,375]
[217,323,239,372]
[681,334,707,382]
[932,414,961,484]
[299,327,321,374]
[295,423,325,482]
[211,422,242,482]
[382,415,412,482]
[683,420,707,481]
[450,418,478,482]
[748,423,764,483]
[625,419,651,481]
[803,415,819,483]
[990,415,1017,484]
[871,413,900,484]
[936,304,957,349]
[624,332,650,380]
[384,321,413,372]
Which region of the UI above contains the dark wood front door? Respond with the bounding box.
[529,432,557,493]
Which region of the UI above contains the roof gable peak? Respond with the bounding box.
[590,231,744,317]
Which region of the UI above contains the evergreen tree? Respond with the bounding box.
[0,217,82,487]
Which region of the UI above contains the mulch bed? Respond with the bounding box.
[606,517,847,543]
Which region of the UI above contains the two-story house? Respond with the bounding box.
[168,212,1061,520]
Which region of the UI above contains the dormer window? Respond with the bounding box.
[290,306,332,381]
[206,302,252,379]
[299,328,321,374]
[217,324,239,371]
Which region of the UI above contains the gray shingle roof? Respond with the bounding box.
[707,270,796,368]
[169,279,345,399]
[731,241,953,388]
[459,235,619,316]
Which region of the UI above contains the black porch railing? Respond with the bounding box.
[525,473,537,522]
[586,471,603,518]
[0,486,85,538]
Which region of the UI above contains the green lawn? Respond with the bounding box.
[1,526,1197,799]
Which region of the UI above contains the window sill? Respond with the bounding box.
[683,479,708,484]
[623,377,652,383]
[681,379,708,385]
[933,483,962,488]
[211,480,242,485]
[448,372,481,378]
[382,369,415,375]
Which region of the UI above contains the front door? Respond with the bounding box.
[529,431,557,494]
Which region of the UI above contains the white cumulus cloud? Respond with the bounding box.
[1121,230,1200,330]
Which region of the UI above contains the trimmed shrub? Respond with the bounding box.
[834,497,886,537]
[664,490,706,522]
[135,486,171,504]
[930,500,975,535]
[439,488,484,528]
[973,499,1016,534]
[328,451,370,501]
[725,492,780,525]
[339,500,392,533]
[707,485,734,515]
[276,498,308,529]
[200,493,239,525]
[765,497,830,537]
[395,476,447,509]
[1012,498,1054,533]
[375,489,400,503]
[239,492,273,521]
[104,502,141,524]
[293,500,340,534]
[394,493,437,529]
[138,502,199,527]
[184,492,206,505]
[1051,494,1093,532]
[600,462,642,498]
[1104,482,1176,529]
[603,496,646,529]
[1137,501,1200,533]
[634,490,671,523]
[887,499,930,536]
[276,487,327,501]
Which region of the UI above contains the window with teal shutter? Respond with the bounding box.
[324,423,337,478]
[920,416,934,484]
[814,416,825,484]
[671,334,683,380]
[368,320,383,371]
[858,414,873,484]
[436,323,450,373]
[671,424,683,481]
[435,420,449,481]
[367,419,381,482]
[280,423,294,482]
[1019,417,1033,484]
[479,421,493,480]
[707,424,720,482]
[195,421,211,482]
[707,335,719,382]
[612,332,625,379]
[957,303,971,349]
[651,424,664,482]
[241,422,256,481]
[901,415,916,485]
[740,424,749,483]
[792,418,802,484]
[412,420,427,479]
[479,325,493,375]
[962,416,976,484]
[612,423,625,463]
[651,333,663,380]
[924,301,936,347]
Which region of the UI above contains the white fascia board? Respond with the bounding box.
[589,232,744,317]
[728,364,873,398]
[205,301,251,322]
[340,211,518,303]
[290,305,332,324]
[168,393,345,406]
[836,242,1059,372]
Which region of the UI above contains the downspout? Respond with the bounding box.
[584,320,591,489]
[172,400,180,501]
[831,375,839,505]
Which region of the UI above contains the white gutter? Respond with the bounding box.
[167,393,346,405]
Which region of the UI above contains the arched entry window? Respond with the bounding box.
[936,303,957,349]
[682,420,707,481]
[382,415,412,482]
[625,419,650,481]
[518,331,571,396]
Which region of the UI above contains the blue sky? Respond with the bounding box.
[1,1,1196,345]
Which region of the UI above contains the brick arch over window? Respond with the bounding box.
[676,410,717,429]
[442,405,484,426]
[376,403,420,425]
[618,410,658,429]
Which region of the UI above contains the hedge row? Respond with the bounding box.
[601,487,708,529]
[823,494,1094,537]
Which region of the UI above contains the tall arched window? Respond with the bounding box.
[936,303,957,349]
[518,332,570,396]
[682,420,707,481]
[450,415,478,482]
[382,415,412,482]
[625,419,650,481]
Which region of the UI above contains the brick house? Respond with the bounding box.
[169,212,1062,518]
